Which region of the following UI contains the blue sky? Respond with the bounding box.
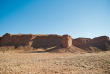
[0,0,110,38]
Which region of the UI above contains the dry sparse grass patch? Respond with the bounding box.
[0,50,110,74]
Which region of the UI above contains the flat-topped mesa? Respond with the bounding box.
[62,35,72,48]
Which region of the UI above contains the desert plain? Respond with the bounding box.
[0,50,110,74]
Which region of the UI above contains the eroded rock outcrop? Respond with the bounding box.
[0,33,36,47]
[0,33,110,52]
[72,36,110,51]
[0,33,63,49]
[0,36,2,45]
[32,34,62,48]
[62,35,72,48]
[91,36,110,51]
[73,38,91,48]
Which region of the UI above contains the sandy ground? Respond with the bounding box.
[0,50,110,74]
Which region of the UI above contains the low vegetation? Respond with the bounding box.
[91,47,102,52]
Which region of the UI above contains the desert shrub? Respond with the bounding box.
[92,47,102,52]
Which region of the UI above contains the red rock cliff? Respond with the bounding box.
[32,34,62,48]
[0,33,110,51]
[62,35,72,48]
[91,36,110,51]
[0,33,35,47]
[0,36,2,45]
[0,33,63,49]
[72,36,110,51]
[72,38,91,47]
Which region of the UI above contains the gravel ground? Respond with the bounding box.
[0,51,110,74]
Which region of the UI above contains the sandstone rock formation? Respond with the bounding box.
[0,36,2,45]
[91,36,110,51]
[72,36,110,51]
[72,38,91,48]
[0,33,35,47]
[32,34,62,48]
[0,33,110,52]
[0,33,63,49]
[62,35,72,48]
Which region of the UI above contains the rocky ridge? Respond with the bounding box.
[0,33,110,52]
